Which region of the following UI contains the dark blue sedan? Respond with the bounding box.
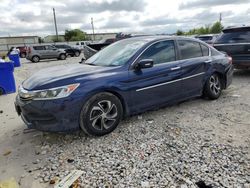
[15,36,233,136]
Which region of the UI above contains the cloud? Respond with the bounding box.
[180,0,250,9]
[60,0,147,13]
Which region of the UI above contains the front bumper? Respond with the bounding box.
[15,95,83,132]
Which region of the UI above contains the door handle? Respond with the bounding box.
[171,66,181,71]
[205,60,212,63]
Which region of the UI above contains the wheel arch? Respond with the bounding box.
[213,71,226,89]
[102,89,129,117]
[81,88,129,118]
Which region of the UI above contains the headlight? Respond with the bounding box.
[19,84,80,100]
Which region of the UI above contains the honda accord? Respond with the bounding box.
[15,36,233,136]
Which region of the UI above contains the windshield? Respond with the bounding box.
[85,39,148,66]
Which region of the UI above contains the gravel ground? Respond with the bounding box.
[0,56,249,188]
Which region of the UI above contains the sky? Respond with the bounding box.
[0,0,250,37]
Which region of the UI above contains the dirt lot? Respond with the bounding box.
[0,56,249,188]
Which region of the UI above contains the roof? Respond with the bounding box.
[223,26,250,32]
[0,36,39,39]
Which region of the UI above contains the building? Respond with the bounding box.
[0,36,39,55]
[86,33,117,41]
[43,35,66,43]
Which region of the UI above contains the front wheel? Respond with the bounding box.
[59,53,66,60]
[203,73,222,100]
[74,51,80,57]
[32,56,40,63]
[80,92,123,136]
[20,53,26,58]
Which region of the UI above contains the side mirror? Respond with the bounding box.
[135,59,154,70]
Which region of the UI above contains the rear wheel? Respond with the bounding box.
[20,53,26,58]
[203,73,222,100]
[74,51,80,57]
[59,53,66,60]
[32,56,40,63]
[80,92,123,136]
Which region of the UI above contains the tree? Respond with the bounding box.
[38,37,44,43]
[176,30,184,36]
[210,21,223,34]
[65,29,87,41]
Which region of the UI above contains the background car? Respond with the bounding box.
[87,38,117,51]
[75,41,91,50]
[195,34,219,44]
[53,44,81,57]
[16,46,27,58]
[26,45,67,63]
[15,36,233,136]
[213,26,250,69]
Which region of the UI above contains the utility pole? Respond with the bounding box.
[219,13,222,23]
[91,17,95,42]
[53,8,59,42]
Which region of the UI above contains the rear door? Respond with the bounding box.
[177,40,209,97]
[45,45,58,58]
[129,40,183,112]
[214,30,250,63]
[33,46,46,58]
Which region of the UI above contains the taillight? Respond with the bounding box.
[228,56,232,64]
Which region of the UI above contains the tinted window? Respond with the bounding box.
[33,46,45,50]
[211,48,221,56]
[215,31,250,43]
[139,40,176,65]
[178,40,202,59]
[200,44,209,56]
[106,39,114,43]
[197,36,213,41]
[45,45,54,50]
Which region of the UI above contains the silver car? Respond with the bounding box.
[26,45,67,63]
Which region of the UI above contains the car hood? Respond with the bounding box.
[22,63,117,90]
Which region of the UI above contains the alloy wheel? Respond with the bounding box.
[209,75,221,95]
[89,100,118,131]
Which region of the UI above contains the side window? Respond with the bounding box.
[139,40,176,65]
[178,40,202,59]
[33,46,45,50]
[216,31,250,43]
[200,44,209,56]
[46,45,54,50]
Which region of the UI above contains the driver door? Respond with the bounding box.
[128,40,183,112]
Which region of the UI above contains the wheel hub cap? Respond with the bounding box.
[90,100,118,130]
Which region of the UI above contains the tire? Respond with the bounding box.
[80,92,123,136]
[20,53,26,58]
[74,51,80,57]
[59,53,66,60]
[32,56,40,63]
[203,73,222,100]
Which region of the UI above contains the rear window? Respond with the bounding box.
[215,31,250,43]
[33,46,45,50]
[200,44,209,56]
[197,36,213,41]
[178,40,202,59]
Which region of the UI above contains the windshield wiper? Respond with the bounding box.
[85,63,97,66]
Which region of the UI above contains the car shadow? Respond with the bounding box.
[233,69,250,77]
